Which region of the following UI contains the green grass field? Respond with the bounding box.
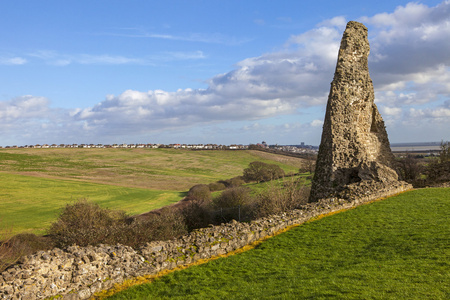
[0,172,184,236]
[0,148,306,236]
[0,148,302,190]
[108,188,450,300]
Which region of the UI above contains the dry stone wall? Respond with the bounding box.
[0,184,412,300]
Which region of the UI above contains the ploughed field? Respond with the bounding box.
[0,148,304,236]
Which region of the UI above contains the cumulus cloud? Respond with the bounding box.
[75,0,449,143]
[0,96,50,121]
[71,24,344,139]
[363,1,450,83]
[1,1,449,145]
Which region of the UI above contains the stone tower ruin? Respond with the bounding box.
[309,21,411,202]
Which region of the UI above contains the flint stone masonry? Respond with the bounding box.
[0,185,411,300]
[309,21,412,202]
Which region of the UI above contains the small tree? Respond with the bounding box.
[243,161,285,182]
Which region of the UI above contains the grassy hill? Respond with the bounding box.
[106,188,450,299]
[0,148,305,235]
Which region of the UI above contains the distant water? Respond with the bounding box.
[390,145,441,152]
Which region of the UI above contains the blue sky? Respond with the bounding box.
[1,0,449,146]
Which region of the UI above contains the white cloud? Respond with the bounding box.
[380,106,402,117]
[103,29,252,46]
[1,1,449,145]
[72,1,449,143]
[409,107,450,119]
[0,96,50,121]
[23,50,205,66]
[310,119,323,127]
[0,56,27,65]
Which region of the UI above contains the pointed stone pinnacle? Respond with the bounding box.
[309,21,410,202]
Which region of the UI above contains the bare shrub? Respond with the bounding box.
[255,179,310,218]
[397,154,422,183]
[182,199,214,231]
[1,222,55,272]
[225,176,246,187]
[187,184,212,201]
[213,187,254,222]
[299,158,316,174]
[208,182,226,192]
[439,140,450,163]
[426,160,450,184]
[0,223,16,272]
[49,199,188,248]
[213,187,252,208]
[123,208,187,247]
[48,199,129,247]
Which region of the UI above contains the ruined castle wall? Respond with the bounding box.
[310,21,407,202]
[0,184,412,300]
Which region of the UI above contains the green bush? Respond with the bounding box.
[243,161,285,183]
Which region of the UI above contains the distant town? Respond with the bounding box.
[0,141,444,155]
[0,141,319,155]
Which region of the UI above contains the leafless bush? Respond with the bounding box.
[182,199,214,231]
[255,179,310,218]
[397,154,423,183]
[208,182,226,192]
[48,199,129,247]
[439,140,450,163]
[426,160,450,184]
[187,184,212,201]
[0,223,16,272]
[212,187,254,222]
[222,176,246,188]
[213,187,252,208]
[122,208,187,247]
[49,199,188,248]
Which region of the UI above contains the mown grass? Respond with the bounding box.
[0,148,302,191]
[0,173,184,236]
[107,188,450,300]
[0,148,305,236]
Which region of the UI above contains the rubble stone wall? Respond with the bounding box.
[0,183,412,300]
